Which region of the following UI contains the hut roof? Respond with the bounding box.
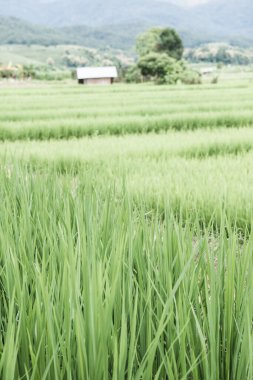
[77,66,118,80]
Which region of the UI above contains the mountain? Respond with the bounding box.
[0,0,190,27]
[0,0,252,48]
[187,0,253,46]
[0,16,66,45]
[0,17,146,51]
[201,0,253,34]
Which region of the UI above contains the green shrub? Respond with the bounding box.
[124,65,143,83]
[211,75,219,84]
[178,69,202,85]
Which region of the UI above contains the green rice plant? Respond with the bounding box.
[0,163,253,379]
[1,81,253,379]
[1,126,253,160]
[2,127,253,229]
[1,82,253,140]
[0,112,253,141]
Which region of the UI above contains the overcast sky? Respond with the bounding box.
[171,0,211,6]
[186,0,209,4]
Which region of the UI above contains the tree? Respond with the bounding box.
[124,65,142,83]
[136,28,161,57]
[137,53,176,82]
[131,26,200,85]
[136,28,184,60]
[156,28,184,60]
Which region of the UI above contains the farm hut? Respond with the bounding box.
[200,67,216,76]
[77,66,118,85]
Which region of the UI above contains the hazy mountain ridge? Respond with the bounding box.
[0,0,252,48]
[0,0,190,27]
[196,0,253,33]
[0,16,147,51]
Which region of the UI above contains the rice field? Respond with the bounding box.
[1,81,253,379]
[0,82,253,140]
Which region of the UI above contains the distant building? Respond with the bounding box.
[77,66,118,85]
[200,67,216,75]
[0,66,19,79]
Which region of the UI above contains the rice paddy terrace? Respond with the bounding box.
[1,80,253,379]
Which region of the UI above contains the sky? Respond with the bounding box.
[172,0,211,6]
[186,0,209,4]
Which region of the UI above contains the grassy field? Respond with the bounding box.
[0,44,132,68]
[1,81,253,379]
